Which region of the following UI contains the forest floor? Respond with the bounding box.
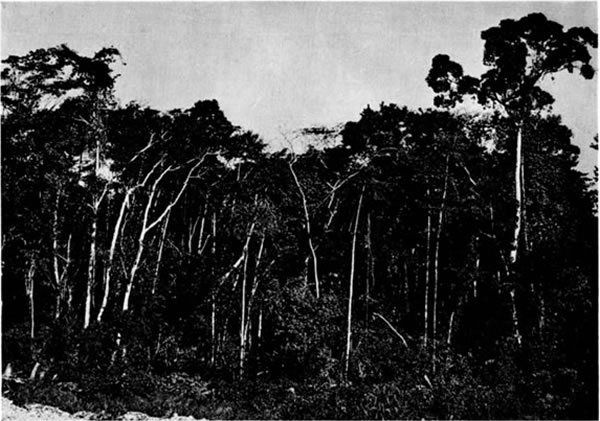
[1,397,203,421]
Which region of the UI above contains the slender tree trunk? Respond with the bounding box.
[423,189,432,347]
[210,296,216,367]
[25,259,36,339]
[197,206,209,255]
[509,123,523,265]
[97,187,134,322]
[289,161,320,298]
[52,191,72,320]
[152,209,171,296]
[510,125,524,347]
[374,312,408,347]
[474,241,480,299]
[84,205,98,329]
[85,130,105,329]
[239,248,249,379]
[239,222,256,379]
[344,189,364,379]
[365,212,374,326]
[521,159,530,253]
[510,289,522,346]
[258,307,263,342]
[539,293,545,339]
[52,191,62,318]
[432,155,450,368]
[210,210,217,367]
[403,261,410,314]
[245,234,265,343]
[491,202,522,345]
[122,159,203,312]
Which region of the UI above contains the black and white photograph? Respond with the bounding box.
[1,1,598,419]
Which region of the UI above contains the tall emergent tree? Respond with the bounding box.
[426,13,597,344]
[427,13,596,265]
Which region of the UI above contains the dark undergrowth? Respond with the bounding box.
[3,339,596,420]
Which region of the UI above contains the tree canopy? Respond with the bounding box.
[2,14,598,420]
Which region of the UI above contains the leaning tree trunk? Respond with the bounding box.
[98,160,162,321]
[432,154,450,370]
[289,161,320,299]
[97,188,131,322]
[344,189,364,379]
[423,189,432,347]
[151,208,171,296]
[239,222,256,379]
[122,159,203,313]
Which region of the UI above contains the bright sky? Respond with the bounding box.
[1,1,598,174]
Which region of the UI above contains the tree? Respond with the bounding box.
[426,13,597,345]
[427,13,597,265]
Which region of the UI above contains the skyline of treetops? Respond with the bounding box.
[1,10,598,421]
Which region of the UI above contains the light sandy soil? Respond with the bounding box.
[1,397,201,421]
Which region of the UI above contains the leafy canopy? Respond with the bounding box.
[426,13,597,114]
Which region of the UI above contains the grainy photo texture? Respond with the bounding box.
[1,2,598,420]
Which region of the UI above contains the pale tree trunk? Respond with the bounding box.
[52,192,61,317]
[239,244,250,379]
[344,189,364,379]
[84,212,97,329]
[52,191,72,320]
[374,312,408,347]
[432,155,450,368]
[491,202,522,346]
[403,261,410,314]
[25,259,36,339]
[84,128,107,329]
[210,298,216,366]
[447,310,455,345]
[521,160,530,253]
[509,123,523,265]
[239,222,256,379]
[539,293,545,339]
[122,158,205,313]
[55,235,72,319]
[365,212,374,326]
[509,289,522,345]
[197,206,210,255]
[244,235,265,343]
[187,214,200,255]
[509,124,524,346]
[97,160,162,322]
[258,307,263,342]
[97,188,131,322]
[423,189,432,347]
[210,211,217,367]
[84,187,107,329]
[152,208,171,296]
[289,161,320,299]
[474,239,480,299]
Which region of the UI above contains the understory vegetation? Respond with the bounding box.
[2,12,598,420]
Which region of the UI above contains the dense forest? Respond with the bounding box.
[1,13,598,420]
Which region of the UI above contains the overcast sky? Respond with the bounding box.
[2,1,597,174]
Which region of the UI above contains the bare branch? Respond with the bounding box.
[373,312,409,348]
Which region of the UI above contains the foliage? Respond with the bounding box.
[1,15,598,420]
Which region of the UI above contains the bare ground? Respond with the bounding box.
[1,397,203,421]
